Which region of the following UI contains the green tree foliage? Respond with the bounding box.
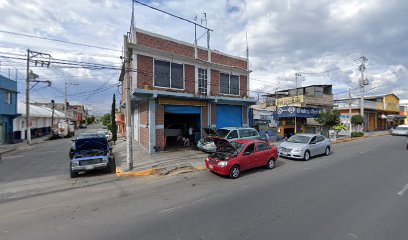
[86,116,96,124]
[315,110,341,129]
[351,115,364,125]
[333,123,349,131]
[351,132,364,138]
[101,113,111,127]
[111,94,117,143]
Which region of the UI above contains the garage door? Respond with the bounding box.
[216,104,242,129]
[164,105,201,114]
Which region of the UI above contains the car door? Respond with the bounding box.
[238,129,251,140]
[316,136,327,154]
[256,141,270,166]
[240,143,257,170]
[308,136,319,156]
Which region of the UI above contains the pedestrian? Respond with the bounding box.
[188,126,194,146]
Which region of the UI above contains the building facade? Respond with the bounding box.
[32,102,86,128]
[400,99,408,125]
[121,29,256,153]
[334,94,404,131]
[271,85,333,138]
[0,75,18,144]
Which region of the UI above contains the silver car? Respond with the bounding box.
[278,134,331,161]
[391,125,408,136]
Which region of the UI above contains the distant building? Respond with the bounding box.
[0,75,18,144]
[13,102,66,141]
[268,85,334,138]
[31,102,87,128]
[334,93,404,131]
[400,99,408,125]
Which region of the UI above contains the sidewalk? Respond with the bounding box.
[113,135,281,177]
[0,135,50,158]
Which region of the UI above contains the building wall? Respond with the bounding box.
[137,55,154,89]
[211,52,247,69]
[210,70,220,96]
[156,104,165,151]
[136,32,195,58]
[211,103,217,127]
[139,101,150,151]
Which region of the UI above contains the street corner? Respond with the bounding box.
[115,167,157,177]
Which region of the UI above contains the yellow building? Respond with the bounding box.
[400,100,408,125]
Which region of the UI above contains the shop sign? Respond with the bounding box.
[276,106,322,118]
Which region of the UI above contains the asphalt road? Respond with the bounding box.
[0,135,407,240]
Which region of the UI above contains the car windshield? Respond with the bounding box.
[287,135,311,144]
[395,127,408,130]
[216,129,230,138]
[230,141,246,153]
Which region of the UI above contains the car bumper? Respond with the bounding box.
[205,161,230,175]
[391,132,408,136]
[278,150,304,159]
[71,162,108,172]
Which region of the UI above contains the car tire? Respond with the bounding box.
[304,151,311,161]
[325,147,331,156]
[108,157,116,174]
[229,165,240,179]
[70,162,78,178]
[266,159,275,169]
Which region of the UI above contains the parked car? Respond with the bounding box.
[205,138,278,179]
[278,134,331,161]
[197,127,261,153]
[70,135,115,178]
[69,132,106,159]
[391,125,408,136]
[97,130,113,142]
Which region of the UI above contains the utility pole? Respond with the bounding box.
[124,34,133,170]
[25,49,51,144]
[294,72,301,134]
[348,87,352,136]
[359,56,368,130]
[64,81,79,119]
[51,99,55,136]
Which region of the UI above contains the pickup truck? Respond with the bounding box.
[70,136,115,178]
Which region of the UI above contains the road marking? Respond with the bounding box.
[157,197,208,215]
[397,181,408,196]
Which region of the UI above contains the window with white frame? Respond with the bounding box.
[220,73,239,95]
[198,68,207,95]
[154,59,184,89]
[5,92,12,104]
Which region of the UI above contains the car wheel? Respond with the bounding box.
[266,159,275,169]
[304,151,310,161]
[229,165,240,179]
[325,147,331,156]
[108,157,116,174]
[70,162,78,178]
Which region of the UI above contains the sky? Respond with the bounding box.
[0,0,407,115]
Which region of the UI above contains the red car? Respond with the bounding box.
[205,138,278,179]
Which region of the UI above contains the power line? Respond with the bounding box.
[0,29,121,52]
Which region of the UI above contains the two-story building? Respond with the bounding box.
[270,85,333,138]
[334,93,404,131]
[0,75,18,144]
[121,29,256,153]
[400,99,408,125]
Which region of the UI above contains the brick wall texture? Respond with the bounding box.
[211,103,216,126]
[210,69,220,96]
[139,101,149,150]
[202,105,208,128]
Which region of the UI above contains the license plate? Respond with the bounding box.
[209,164,213,170]
[85,165,94,170]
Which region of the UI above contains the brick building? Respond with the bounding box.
[121,28,256,153]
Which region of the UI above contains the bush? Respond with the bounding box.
[351,115,364,125]
[351,132,364,138]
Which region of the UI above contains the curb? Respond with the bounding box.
[332,133,389,145]
[0,148,16,159]
[115,164,207,178]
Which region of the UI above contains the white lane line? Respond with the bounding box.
[157,197,208,215]
[397,181,408,196]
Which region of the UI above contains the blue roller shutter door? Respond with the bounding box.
[216,104,242,129]
[164,105,201,114]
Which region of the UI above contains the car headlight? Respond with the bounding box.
[72,160,79,166]
[293,147,303,152]
[218,161,228,167]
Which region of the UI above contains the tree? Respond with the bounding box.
[101,113,111,127]
[351,114,364,132]
[86,116,96,124]
[315,110,341,136]
[111,94,118,144]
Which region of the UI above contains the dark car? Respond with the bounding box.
[205,138,278,179]
[70,136,115,178]
[69,132,106,159]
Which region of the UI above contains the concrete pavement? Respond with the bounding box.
[0,135,407,239]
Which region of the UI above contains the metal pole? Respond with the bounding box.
[26,49,31,144]
[124,34,133,170]
[64,82,67,119]
[348,87,352,136]
[51,99,55,135]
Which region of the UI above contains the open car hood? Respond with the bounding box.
[213,137,236,152]
[203,127,218,136]
[74,137,108,152]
